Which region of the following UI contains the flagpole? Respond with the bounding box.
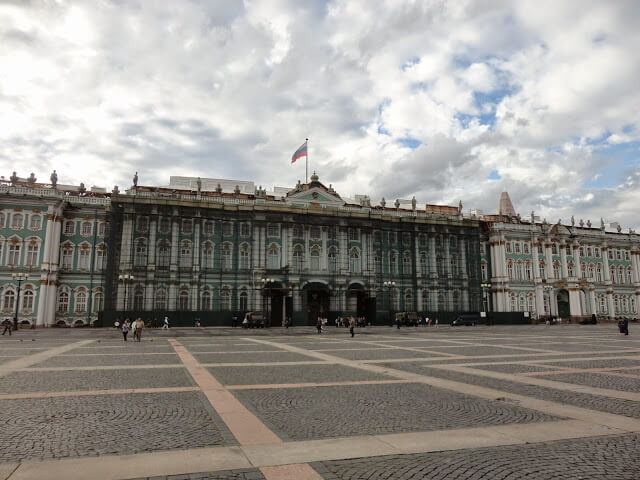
[305,138,309,184]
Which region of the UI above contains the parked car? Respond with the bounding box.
[452,313,482,326]
[395,312,419,327]
[242,311,265,328]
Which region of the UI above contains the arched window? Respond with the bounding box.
[98,222,106,236]
[507,260,514,279]
[93,292,103,312]
[523,242,530,254]
[581,262,587,278]
[627,268,633,284]
[436,255,444,276]
[12,213,24,229]
[180,241,192,268]
[510,294,517,312]
[310,247,320,271]
[618,267,624,284]
[133,287,144,311]
[524,261,532,280]
[3,290,15,311]
[390,251,398,275]
[134,239,147,267]
[349,248,360,273]
[553,262,560,279]
[30,215,41,229]
[22,290,34,313]
[422,289,431,311]
[402,252,411,275]
[420,252,428,276]
[567,262,574,278]
[614,295,620,313]
[374,250,382,274]
[631,296,637,314]
[515,261,523,280]
[155,288,167,310]
[75,291,87,313]
[239,289,248,311]
[178,290,189,310]
[596,264,602,282]
[588,264,594,280]
[328,247,338,272]
[391,289,400,310]
[267,243,280,269]
[293,244,304,271]
[527,294,535,313]
[201,290,211,310]
[437,292,445,311]
[239,244,250,270]
[57,291,69,313]
[158,242,170,267]
[404,291,413,311]
[220,288,231,310]
[539,261,546,278]
[60,245,72,269]
[598,295,606,313]
[621,296,628,313]
[518,294,526,312]
[202,242,214,269]
[221,243,232,270]
[610,266,617,284]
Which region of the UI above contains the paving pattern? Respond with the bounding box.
[0,324,639,479]
[311,433,640,479]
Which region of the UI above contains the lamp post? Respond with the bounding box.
[118,274,134,319]
[383,281,396,324]
[480,282,492,313]
[11,273,29,331]
[261,278,274,326]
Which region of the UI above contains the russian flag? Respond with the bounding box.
[291,141,307,164]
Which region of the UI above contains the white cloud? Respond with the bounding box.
[0,0,639,228]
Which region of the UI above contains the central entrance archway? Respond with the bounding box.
[302,282,330,326]
[557,289,570,318]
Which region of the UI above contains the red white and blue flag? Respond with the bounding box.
[291,141,307,164]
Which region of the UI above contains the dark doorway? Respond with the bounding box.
[270,292,285,327]
[307,289,329,326]
[557,289,570,318]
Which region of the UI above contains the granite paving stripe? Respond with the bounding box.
[0,368,194,393]
[325,348,439,361]
[0,386,200,400]
[0,340,93,376]
[537,358,640,369]
[535,372,640,393]
[21,364,185,372]
[193,351,318,364]
[469,363,563,374]
[228,380,413,390]
[207,364,394,386]
[31,354,182,367]
[260,463,322,480]
[169,339,281,446]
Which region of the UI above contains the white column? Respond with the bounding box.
[545,242,553,279]
[193,220,200,267]
[574,244,582,279]
[532,240,541,280]
[459,238,467,279]
[444,238,451,277]
[281,225,288,269]
[588,288,597,315]
[607,290,615,318]
[535,284,544,316]
[170,219,179,267]
[339,228,347,272]
[321,229,328,270]
[303,226,310,270]
[361,229,368,274]
[148,218,157,266]
[631,249,640,284]
[119,214,134,271]
[560,243,568,278]
[429,236,437,275]
[569,288,581,316]
[603,246,611,282]
[36,210,58,327]
[252,222,259,268]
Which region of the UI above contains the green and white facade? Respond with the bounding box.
[0,182,109,327]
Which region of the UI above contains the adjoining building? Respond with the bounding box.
[480,192,640,321]
[0,175,109,327]
[1,172,637,327]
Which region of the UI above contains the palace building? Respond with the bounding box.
[0,173,637,327]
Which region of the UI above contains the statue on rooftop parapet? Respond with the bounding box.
[50,170,58,189]
[27,173,36,184]
[215,183,222,194]
[587,219,592,228]
[10,172,18,185]
[412,196,417,211]
[394,199,400,210]
[196,177,202,194]
[133,172,138,187]
[571,215,575,226]
[78,183,86,194]
[380,197,386,208]
[112,185,120,194]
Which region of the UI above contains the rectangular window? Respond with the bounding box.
[505,242,512,254]
[402,232,411,247]
[349,228,359,241]
[82,222,92,236]
[25,245,38,266]
[64,221,75,235]
[78,249,90,269]
[514,242,521,254]
[310,226,321,239]
[182,219,193,234]
[136,217,148,232]
[96,249,105,271]
[240,223,250,237]
[328,227,336,240]
[159,217,171,233]
[374,231,382,244]
[537,244,543,255]
[61,249,72,269]
[551,244,558,255]
[98,222,106,236]
[223,222,233,236]
[8,244,21,265]
[204,220,214,235]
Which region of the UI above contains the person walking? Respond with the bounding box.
[349,316,355,338]
[2,318,12,336]
[122,319,130,342]
[162,316,170,330]
[134,317,144,342]
[316,317,322,334]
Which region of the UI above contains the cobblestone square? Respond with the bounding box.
[0,325,638,479]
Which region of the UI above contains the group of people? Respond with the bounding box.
[2,318,13,336]
[316,316,357,337]
[618,317,630,335]
[114,318,145,342]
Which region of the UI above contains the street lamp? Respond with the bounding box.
[261,278,274,326]
[118,274,135,318]
[480,282,492,313]
[383,281,396,324]
[11,273,29,331]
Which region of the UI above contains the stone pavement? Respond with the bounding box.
[0,324,638,479]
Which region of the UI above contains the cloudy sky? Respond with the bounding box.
[1,1,639,228]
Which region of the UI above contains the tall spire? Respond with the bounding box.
[498,192,516,217]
